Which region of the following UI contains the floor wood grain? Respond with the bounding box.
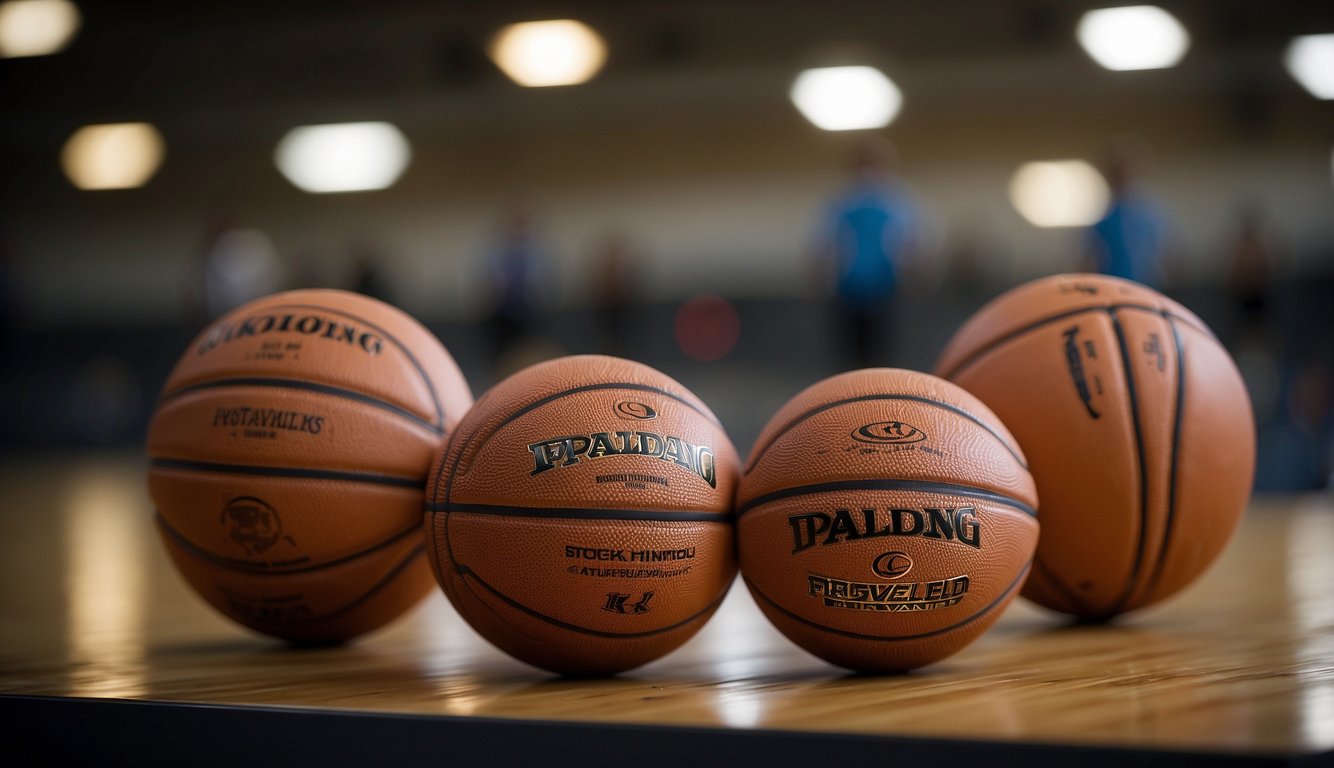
[1,454,1330,758]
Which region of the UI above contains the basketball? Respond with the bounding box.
[146,289,473,643]
[736,368,1038,673]
[425,355,738,675]
[935,274,1255,620]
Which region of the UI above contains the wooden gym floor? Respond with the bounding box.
[0,453,1331,766]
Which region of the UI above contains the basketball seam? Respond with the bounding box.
[742,559,1031,643]
[444,381,723,506]
[938,303,1213,381]
[165,536,426,625]
[435,380,725,621]
[432,440,473,607]
[1140,311,1187,605]
[735,478,1036,519]
[154,513,423,575]
[1029,555,1094,615]
[744,393,1026,475]
[425,501,732,523]
[156,376,444,436]
[457,565,730,639]
[439,381,721,536]
[1107,308,1151,616]
[244,302,448,430]
[500,381,722,431]
[295,543,425,624]
[150,457,424,489]
[426,515,453,605]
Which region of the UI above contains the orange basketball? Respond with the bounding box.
[425,355,738,675]
[737,368,1038,673]
[147,289,473,643]
[936,274,1255,620]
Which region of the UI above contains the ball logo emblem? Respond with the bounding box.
[851,420,926,445]
[872,551,914,579]
[219,496,288,556]
[614,400,658,420]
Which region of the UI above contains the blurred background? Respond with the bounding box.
[1,0,1331,491]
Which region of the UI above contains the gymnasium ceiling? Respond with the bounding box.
[4,0,1332,145]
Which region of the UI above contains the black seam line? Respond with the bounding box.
[743,560,1031,643]
[735,479,1036,519]
[1030,555,1093,615]
[291,544,425,624]
[456,565,729,639]
[426,501,732,523]
[150,457,424,489]
[166,534,428,626]
[938,303,1212,381]
[498,381,720,433]
[425,439,453,516]
[425,510,449,589]
[154,513,424,575]
[441,380,721,511]
[1142,312,1186,603]
[156,376,443,436]
[744,393,1026,475]
[261,302,447,430]
[1108,308,1151,616]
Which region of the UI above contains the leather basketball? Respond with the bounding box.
[936,273,1255,619]
[147,289,473,643]
[425,355,738,676]
[737,368,1038,673]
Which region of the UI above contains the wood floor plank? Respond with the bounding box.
[0,454,1330,760]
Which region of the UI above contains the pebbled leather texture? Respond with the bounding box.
[146,289,473,643]
[937,273,1255,619]
[425,354,739,676]
[737,368,1039,673]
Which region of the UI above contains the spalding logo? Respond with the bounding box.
[851,420,926,445]
[873,551,914,579]
[614,401,657,420]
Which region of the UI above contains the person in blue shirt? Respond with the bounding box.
[486,204,550,363]
[814,138,920,368]
[1087,150,1169,288]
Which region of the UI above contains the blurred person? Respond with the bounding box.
[286,247,329,291]
[68,354,142,444]
[943,218,998,302]
[590,231,637,357]
[198,217,283,319]
[1226,204,1274,342]
[485,204,551,366]
[0,227,14,363]
[1085,147,1170,289]
[1290,362,1333,488]
[349,237,394,305]
[1257,360,1333,491]
[812,137,921,368]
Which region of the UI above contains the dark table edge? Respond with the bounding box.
[2,694,1330,768]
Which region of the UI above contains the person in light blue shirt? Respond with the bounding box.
[815,138,920,367]
[1087,151,1169,288]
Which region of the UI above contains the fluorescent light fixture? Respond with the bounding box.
[0,0,79,58]
[274,121,411,193]
[1077,5,1190,71]
[1285,34,1334,99]
[60,122,165,190]
[489,19,607,87]
[1009,160,1110,228]
[790,66,903,131]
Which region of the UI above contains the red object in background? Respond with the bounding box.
[674,294,740,362]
